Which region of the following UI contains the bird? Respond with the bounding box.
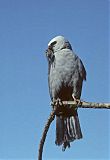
[45,35,86,151]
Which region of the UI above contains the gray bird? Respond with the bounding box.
[45,36,86,151]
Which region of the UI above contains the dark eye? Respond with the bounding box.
[51,41,57,46]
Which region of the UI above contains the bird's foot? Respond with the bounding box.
[55,98,63,106]
[72,94,82,105]
[51,98,63,110]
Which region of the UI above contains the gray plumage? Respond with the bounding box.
[45,36,86,151]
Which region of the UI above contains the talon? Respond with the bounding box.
[72,94,81,105]
[51,98,63,106]
[55,98,63,106]
[51,98,63,110]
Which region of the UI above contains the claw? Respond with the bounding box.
[72,94,81,105]
[51,98,63,110]
[56,98,63,106]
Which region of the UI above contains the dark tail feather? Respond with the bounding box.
[55,112,82,151]
[55,116,64,146]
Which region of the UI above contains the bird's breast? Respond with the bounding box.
[49,50,76,99]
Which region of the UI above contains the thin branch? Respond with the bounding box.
[38,101,110,160]
[62,101,110,109]
[38,109,56,160]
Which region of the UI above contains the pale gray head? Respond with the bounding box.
[48,35,72,53]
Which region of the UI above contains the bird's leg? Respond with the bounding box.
[51,98,63,110]
[56,98,63,106]
[72,94,81,105]
[53,98,63,107]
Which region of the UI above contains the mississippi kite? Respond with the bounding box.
[45,36,86,151]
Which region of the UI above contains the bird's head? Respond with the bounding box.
[45,36,72,59]
[48,35,72,53]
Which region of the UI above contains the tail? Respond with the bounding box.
[55,110,82,151]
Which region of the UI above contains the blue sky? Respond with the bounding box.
[0,0,109,159]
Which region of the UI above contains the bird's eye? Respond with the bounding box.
[51,41,57,46]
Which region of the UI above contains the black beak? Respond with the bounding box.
[45,45,55,62]
[45,45,54,57]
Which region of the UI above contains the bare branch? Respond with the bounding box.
[38,110,56,160]
[38,100,110,160]
[62,101,110,109]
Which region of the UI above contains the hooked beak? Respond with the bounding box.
[45,45,55,63]
[45,45,54,57]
